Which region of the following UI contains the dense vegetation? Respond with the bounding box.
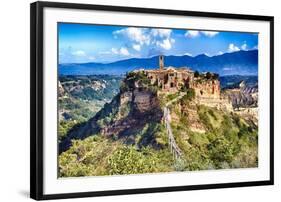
[170,103,258,170]
[59,123,175,177]
[121,71,159,93]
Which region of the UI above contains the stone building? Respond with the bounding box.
[142,55,220,98]
[193,78,220,99]
[143,55,194,92]
[136,55,232,111]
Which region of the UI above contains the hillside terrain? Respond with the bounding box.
[58,72,258,177]
[58,75,122,141]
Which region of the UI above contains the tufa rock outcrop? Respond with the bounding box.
[59,72,163,153]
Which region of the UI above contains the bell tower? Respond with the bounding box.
[159,55,164,70]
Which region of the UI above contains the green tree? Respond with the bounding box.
[206,72,212,79]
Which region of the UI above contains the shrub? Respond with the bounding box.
[212,73,219,80]
[189,133,209,148]
[206,72,212,79]
[107,146,173,175]
[58,120,79,141]
[166,92,180,102]
[184,88,195,100]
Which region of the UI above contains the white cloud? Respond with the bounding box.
[201,31,219,37]
[151,29,172,38]
[223,67,233,71]
[132,44,141,51]
[120,47,130,56]
[185,30,200,38]
[185,30,219,38]
[241,43,247,50]
[113,27,150,46]
[111,48,119,54]
[113,27,175,51]
[111,47,130,56]
[152,29,174,50]
[72,50,86,57]
[252,45,258,50]
[184,52,192,56]
[228,43,240,52]
[88,56,96,60]
[217,51,224,55]
[156,38,173,50]
[99,50,112,55]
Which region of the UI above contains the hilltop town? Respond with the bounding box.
[134,55,233,111]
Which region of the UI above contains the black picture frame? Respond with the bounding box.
[30,1,274,200]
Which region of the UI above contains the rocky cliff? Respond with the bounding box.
[59,72,163,153]
[224,81,258,109]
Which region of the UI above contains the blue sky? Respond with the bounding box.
[58,23,258,64]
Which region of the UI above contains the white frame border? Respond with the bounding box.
[43,7,271,195]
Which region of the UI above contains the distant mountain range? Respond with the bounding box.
[59,50,258,76]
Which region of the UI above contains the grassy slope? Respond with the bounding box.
[170,100,258,170]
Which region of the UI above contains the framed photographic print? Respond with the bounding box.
[30,1,274,200]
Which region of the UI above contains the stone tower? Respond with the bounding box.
[159,55,164,70]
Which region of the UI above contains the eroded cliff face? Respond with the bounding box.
[59,75,163,153]
[224,82,258,109]
[58,81,65,97]
[101,88,162,139]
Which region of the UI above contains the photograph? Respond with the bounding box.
[58,23,259,178]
